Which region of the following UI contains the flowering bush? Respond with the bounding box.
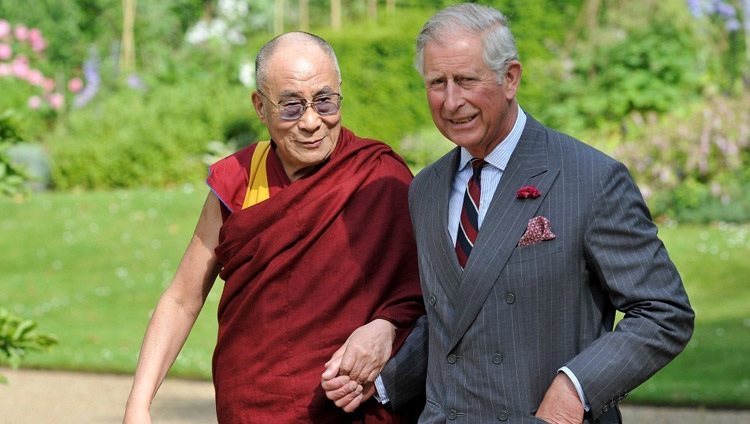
[685,0,750,92]
[615,91,750,223]
[0,19,84,114]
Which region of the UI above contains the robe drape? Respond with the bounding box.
[206,127,425,423]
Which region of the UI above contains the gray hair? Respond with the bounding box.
[255,31,342,92]
[415,3,518,84]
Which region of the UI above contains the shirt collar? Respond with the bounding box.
[458,104,526,172]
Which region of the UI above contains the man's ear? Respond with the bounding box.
[251,91,267,124]
[503,60,522,101]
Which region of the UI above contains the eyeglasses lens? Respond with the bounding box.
[279,95,340,120]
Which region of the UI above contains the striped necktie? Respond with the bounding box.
[456,159,485,268]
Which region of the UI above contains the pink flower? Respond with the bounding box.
[13,24,28,41]
[0,20,10,39]
[48,92,65,110]
[43,78,56,92]
[516,185,541,199]
[29,29,47,53]
[11,57,29,78]
[26,68,45,86]
[28,28,43,43]
[31,38,47,53]
[0,63,10,76]
[0,43,11,60]
[28,95,43,109]
[68,77,84,93]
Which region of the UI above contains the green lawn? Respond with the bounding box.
[1,189,749,407]
[0,185,218,379]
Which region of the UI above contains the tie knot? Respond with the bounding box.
[471,158,485,176]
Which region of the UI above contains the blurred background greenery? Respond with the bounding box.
[1,0,748,222]
[1,0,749,409]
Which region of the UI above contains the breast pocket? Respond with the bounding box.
[508,238,561,263]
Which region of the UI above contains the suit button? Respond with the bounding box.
[447,354,457,364]
[447,409,458,420]
[504,292,515,304]
[429,295,436,305]
[492,353,503,364]
[497,410,508,421]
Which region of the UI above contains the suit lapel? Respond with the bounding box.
[426,148,463,303]
[448,117,560,351]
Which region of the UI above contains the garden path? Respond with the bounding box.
[1,368,749,424]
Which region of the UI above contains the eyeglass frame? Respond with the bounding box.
[256,89,343,121]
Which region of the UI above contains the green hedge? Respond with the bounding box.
[48,78,261,189]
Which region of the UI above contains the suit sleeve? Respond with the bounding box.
[378,315,428,410]
[566,161,694,418]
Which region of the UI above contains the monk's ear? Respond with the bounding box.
[252,91,267,124]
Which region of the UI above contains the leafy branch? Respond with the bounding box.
[0,308,58,384]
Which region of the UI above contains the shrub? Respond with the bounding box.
[47,75,261,189]
[0,308,58,384]
[614,92,750,223]
[0,110,30,196]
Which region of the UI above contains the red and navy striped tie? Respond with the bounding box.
[456,159,485,268]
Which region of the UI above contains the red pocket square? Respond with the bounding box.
[518,216,556,247]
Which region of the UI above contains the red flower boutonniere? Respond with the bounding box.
[516,185,541,199]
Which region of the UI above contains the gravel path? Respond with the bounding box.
[1,368,749,423]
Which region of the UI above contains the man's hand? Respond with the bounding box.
[535,372,585,424]
[328,318,396,385]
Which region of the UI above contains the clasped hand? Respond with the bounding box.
[321,319,395,412]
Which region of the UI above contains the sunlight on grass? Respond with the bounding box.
[0,184,218,379]
[624,222,750,407]
[1,190,748,406]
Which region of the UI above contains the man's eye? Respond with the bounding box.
[280,99,305,107]
[313,96,331,103]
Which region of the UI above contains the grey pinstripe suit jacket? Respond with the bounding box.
[380,115,694,423]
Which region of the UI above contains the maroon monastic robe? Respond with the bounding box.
[207,127,424,423]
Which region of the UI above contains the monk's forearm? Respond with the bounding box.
[125,288,205,410]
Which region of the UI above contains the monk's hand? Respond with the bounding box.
[322,348,372,412]
[320,368,375,412]
[535,372,585,424]
[335,318,396,385]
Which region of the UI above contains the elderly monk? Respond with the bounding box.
[123,32,424,424]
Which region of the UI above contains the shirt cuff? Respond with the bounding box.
[559,366,590,412]
[374,375,390,405]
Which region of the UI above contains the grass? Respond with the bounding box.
[0,184,218,379]
[1,189,749,407]
[623,222,750,408]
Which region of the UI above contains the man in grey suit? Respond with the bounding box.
[323,3,694,423]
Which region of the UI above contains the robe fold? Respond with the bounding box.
[206,127,425,423]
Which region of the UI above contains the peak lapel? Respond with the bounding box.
[448,121,560,351]
[421,148,462,302]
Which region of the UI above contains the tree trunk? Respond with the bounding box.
[275,0,285,34]
[331,0,341,30]
[120,0,136,75]
[368,0,377,19]
[300,0,309,31]
[386,0,396,16]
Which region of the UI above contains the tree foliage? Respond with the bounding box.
[1,0,749,222]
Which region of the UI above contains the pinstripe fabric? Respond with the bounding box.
[380,114,694,423]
